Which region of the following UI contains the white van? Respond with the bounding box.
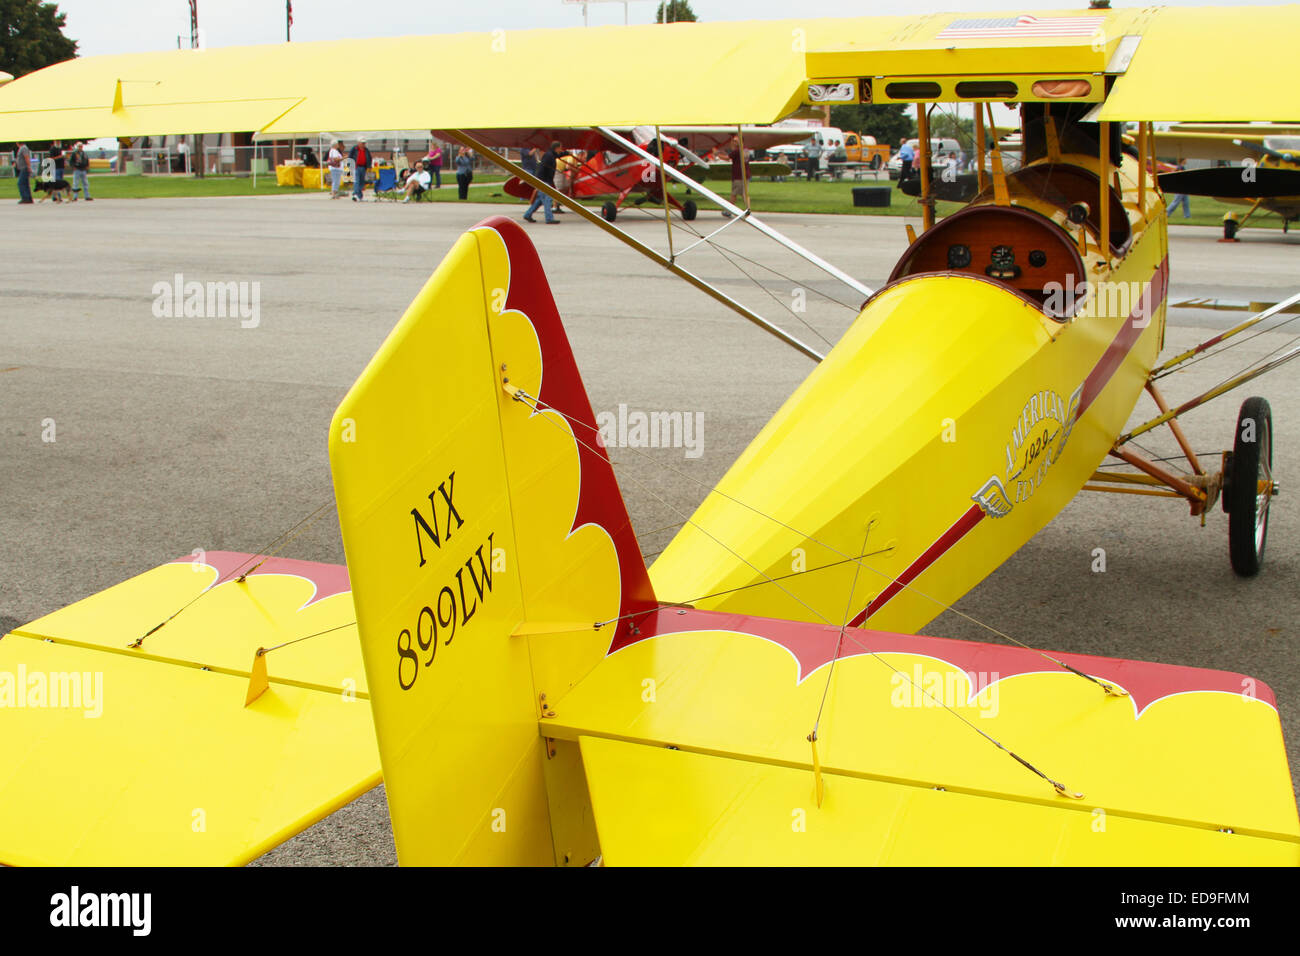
[887,137,963,178]
[769,126,846,160]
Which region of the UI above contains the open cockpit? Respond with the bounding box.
[888,156,1135,320]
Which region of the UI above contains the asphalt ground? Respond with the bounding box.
[2,192,1298,865]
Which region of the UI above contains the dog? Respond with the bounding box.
[32,179,73,202]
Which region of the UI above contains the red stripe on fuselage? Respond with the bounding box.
[848,504,985,626]
[1079,256,1169,415]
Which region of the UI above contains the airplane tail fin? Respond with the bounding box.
[328,217,654,864]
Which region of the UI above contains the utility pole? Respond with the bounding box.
[188,1,203,177]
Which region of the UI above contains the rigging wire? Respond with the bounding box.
[129,500,337,647]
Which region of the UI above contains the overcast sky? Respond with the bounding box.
[51,0,1275,57]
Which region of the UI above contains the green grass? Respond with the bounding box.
[0,171,1288,230]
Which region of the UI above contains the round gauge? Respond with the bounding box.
[986,244,1021,280]
[946,243,972,269]
[1028,249,1047,268]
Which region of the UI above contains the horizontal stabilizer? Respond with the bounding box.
[0,554,380,865]
[581,735,1299,865]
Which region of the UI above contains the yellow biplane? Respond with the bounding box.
[1157,122,1300,239]
[2,7,1299,866]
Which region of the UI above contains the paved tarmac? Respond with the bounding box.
[2,193,1298,864]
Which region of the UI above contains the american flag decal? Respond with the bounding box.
[936,15,1105,39]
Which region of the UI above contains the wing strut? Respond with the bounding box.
[596,126,873,300]
[447,129,827,362]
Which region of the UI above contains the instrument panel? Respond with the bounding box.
[890,206,1086,319]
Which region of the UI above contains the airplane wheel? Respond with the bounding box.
[682,200,697,221]
[601,201,617,222]
[1226,396,1273,576]
[1223,217,1240,241]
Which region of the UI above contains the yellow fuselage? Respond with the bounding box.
[652,151,1169,634]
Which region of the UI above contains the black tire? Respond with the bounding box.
[601,200,617,222]
[1226,396,1273,576]
[682,199,697,221]
[869,155,882,170]
[1223,217,1240,241]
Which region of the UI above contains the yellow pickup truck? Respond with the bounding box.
[842,132,892,169]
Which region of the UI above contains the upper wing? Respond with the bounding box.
[7,7,1300,142]
[0,553,380,866]
[0,22,815,140]
[1095,5,1300,121]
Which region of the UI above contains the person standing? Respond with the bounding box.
[69,142,92,201]
[327,140,344,199]
[348,137,371,201]
[896,140,915,189]
[722,135,749,218]
[1167,159,1191,219]
[523,141,566,224]
[520,147,539,177]
[426,143,443,188]
[15,142,33,204]
[455,146,474,200]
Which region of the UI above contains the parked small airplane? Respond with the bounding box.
[488,125,795,221]
[1157,123,1300,239]
[1,6,1298,867]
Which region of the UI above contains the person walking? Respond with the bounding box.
[15,142,33,204]
[523,141,566,224]
[348,137,372,201]
[47,141,66,201]
[426,143,443,188]
[327,140,344,198]
[69,142,92,201]
[455,146,474,200]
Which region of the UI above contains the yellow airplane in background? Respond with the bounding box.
[1158,123,1300,239]
[2,7,1299,866]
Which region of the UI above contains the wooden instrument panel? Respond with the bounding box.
[889,205,1086,318]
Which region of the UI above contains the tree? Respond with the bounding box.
[656,1,697,23]
[0,0,78,79]
[928,111,975,148]
[829,104,914,149]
